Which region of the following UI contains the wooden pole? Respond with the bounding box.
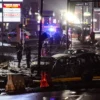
[1,2,4,56]
[38,0,43,74]
[66,0,69,49]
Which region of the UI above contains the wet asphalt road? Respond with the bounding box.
[0,38,99,99]
[1,88,100,100]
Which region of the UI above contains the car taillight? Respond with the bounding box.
[8,36,10,39]
[26,35,29,39]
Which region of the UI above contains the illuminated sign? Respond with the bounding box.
[3,4,21,8]
[3,3,21,22]
[3,0,23,2]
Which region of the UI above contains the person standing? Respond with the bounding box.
[41,42,50,56]
[25,45,31,68]
[16,43,23,68]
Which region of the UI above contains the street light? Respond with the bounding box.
[37,14,41,23]
[60,9,80,48]
[29,7,32,16]
[61,10,80,24]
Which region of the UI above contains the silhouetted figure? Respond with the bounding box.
[54,33,61,45]
[49,37,53,45]
[25,45,31,68]
[90,31,95,43]
[41,42,50,56]
[16,43,23,68]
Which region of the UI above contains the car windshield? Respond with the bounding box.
[64,49,89,55]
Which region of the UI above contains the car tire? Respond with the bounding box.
[81,70,93,82]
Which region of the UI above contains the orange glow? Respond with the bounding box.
[3,4,20,8]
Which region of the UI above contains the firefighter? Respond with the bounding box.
[16,43,23,68]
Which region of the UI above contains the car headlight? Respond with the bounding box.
[85,36,91,41]
[31,61,38,65]
[31,61,50,66]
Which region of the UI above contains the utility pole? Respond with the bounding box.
[38,0,43,74]
[82,0,84,42]
[66,0,70,49]
[1,2,4,56]
[92,1,94,32]
[91,0,94,41]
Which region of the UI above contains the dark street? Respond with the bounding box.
[0,0,100,100]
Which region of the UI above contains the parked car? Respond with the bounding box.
[64,48,90,55]
[30,56,55,74]
[31,52,100,82]
[52,54,69,59]
[52,52,100,81]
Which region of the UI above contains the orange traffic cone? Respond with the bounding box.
[40,72,49,88]
[6,75,15,92]
[46,72,52,86]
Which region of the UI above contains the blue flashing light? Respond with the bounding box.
[48,27,56,32]
[50,97,56,100]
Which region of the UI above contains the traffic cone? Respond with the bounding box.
[6,75,15,92]
[40,72,49,88]
[6,74,25,92]
[46,72,52,86]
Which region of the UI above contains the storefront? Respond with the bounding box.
[67,0,100,42]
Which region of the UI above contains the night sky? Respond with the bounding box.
[23,0,67,10]
[23,0,67,17]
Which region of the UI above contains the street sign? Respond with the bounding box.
[3,3,21,22]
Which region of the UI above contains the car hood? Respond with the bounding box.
[52,54,69,59]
